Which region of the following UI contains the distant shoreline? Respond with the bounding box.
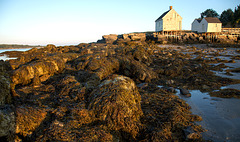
[0,44,44,50]
[0,47,43,50]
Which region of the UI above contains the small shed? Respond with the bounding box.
[155,6,182,32]
[191,17,222,33]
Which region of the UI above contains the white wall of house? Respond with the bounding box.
[207,23,222,32]
[199,18,208,33]
[191,20,200,32]
[191,18,222,33]
[155,8,182,32]
[162,9,182,31]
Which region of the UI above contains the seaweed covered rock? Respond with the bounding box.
[0,61,14,141]
[74,126,113,142]
[140,89,203,141]
[210,88,240,98]
[11,57,65,88]
[132,46,153,65]
[86,57,120,80]
[0,61,11,105]
[0,106,15,140]
[15,106,49,137]
[11,53,79,88]
[54,75,86,104]
[88,75,143,138]
[118,56,157,82]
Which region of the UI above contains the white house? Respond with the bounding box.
[155,6,182,32]
[191,17,222,33]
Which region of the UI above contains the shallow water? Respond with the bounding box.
[176,47,240,141]
[176,90,240,142]
[0,48,31,60]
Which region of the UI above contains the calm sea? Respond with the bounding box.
[0,48,31,60]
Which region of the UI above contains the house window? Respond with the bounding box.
[202,24,204,31]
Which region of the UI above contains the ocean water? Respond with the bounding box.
[0,48,31,60]
[176,90,240,142]
[178,47,240,142]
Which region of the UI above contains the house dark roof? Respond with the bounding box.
[196,19,202,23]
[204,17,221,23]
[155,10,170,22]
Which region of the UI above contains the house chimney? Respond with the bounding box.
[170,6,173,10]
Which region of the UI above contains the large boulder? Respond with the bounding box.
[88,75,143,138]
[153,33,168,43]
[11,56,66,87]
[102,34,118,44]
[118,56,157,82]
[11,53,79,89]
[86,57,120,80]
[128,33,146,41]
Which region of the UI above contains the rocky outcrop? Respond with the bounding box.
[128,33,146,41]
[4,39,240,141]
[102,34,118,44]
[99,33,147,43]
[99,32,240,45]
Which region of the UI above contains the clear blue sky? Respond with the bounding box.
[0,0,239,45]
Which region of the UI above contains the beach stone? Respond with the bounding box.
[184,126,201,140]
[161,86,176,93]
[180,88,191,97]
[137,83,148,89]
[202,85,210,90]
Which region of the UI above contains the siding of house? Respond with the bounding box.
[207,23,222,32]
[200,19,208,33]
[191,17,222,33]
[155,7,182,32]
[162,9,182,31]
[156,20,163,31]
[191,20,200,32]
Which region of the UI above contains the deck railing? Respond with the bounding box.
[222,28,240,34]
